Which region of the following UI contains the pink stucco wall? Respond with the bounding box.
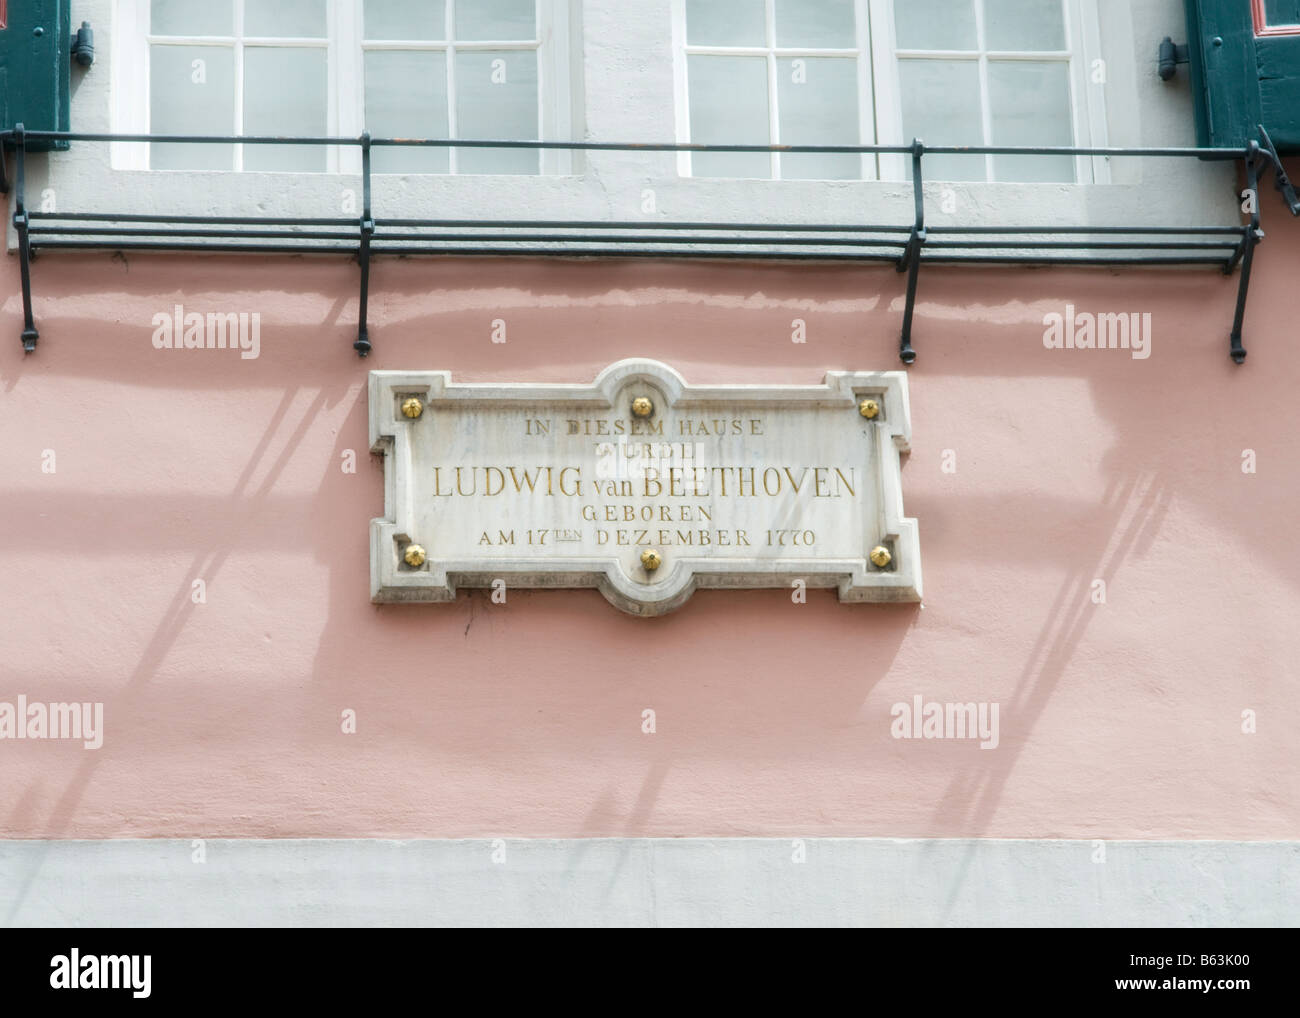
[3,203,1298,840]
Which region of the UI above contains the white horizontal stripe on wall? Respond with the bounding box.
[2,838,1295,927]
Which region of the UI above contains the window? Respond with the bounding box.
[1254,0,1300,36]
[115,0,572,173]
[676,0,873,180]
[673,0,1104,183]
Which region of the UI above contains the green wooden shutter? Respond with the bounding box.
[0,0,70,152]
[1185,0,1300,151]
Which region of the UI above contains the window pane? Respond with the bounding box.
[365,51,450,173]
[243,47,327,171]
[893,0,976,50]
[456,0,535,41]
[774,0,855,47]
[150,45,235,169]
[245,0,327,38]
[687,55,770,178]
[988,60,1073,182]
[778,57,859,179]
[365,0,445,40]
[455,51,538,173]
[984,0,1066,51]
[1263,0,1300,26]
[897,59,983,180]
[685,0,766,46]
[151,0,233,36]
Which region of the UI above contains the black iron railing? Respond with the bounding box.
[3,127,1296,363]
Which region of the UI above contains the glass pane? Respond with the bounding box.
[687,55,770,178]
[984,0,1066,51]
[150,45,235,169]
[893,0,976,50]
[455,0,535,41]
[455,51,539,173]
[243,47,328,171]
[366,0,445,40]
[685,0,766,46]
[365,51,450,173]
[897,59,983,180]
[150,0,233,36]
[245,0,327,38]
[775,0,856,48]
[1263,0,1300,27]
[988,60,1073,182]
[777,57,859,179]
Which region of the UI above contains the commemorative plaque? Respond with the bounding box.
[369,359,920,615]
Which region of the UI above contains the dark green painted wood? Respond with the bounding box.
[1184,0,1260,149]
[0,0,70,151]
[1184,0,1300,152]
[1257,36,1300,149]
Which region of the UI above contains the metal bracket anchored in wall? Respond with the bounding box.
[3,127,1294,363]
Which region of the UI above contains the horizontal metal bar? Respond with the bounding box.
[927,225,1246,235]
[926,239,1238,250]
[28,229,1230,253]
[372,218,916,232]
[30,226,361,241]
[1,129,1251,159]
[27,240,901,261]
[31,241,356,255]
[28,238,1234,268]
[30,212,358,226]
[29,214,1244,238]
[365,247,905,261]
[917,145,1244,158]
[29,228,908,249]
[370,232,908,247]
[917,254,1232,266]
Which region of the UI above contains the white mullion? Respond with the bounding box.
[144,35,237,46]
[973,0,993,181]
[445,40,540,50]
[114,0,152,169]
[672,0,693,178]
[234,0,245,171]
[534,0,544,174]
[682,45,858,56]
[1062,0,1085,184]
[853,0,874,180]
[323,0,336,173]
[1074,0,1110,184]
[343,0,366,176]
[867,0,904,182]
[771,47,857,55]
[231,37,331,47]
[556,0,576,176]
[361,40,468,50]
[765,0,779,179]
[979,50,1072,59]
[892,49,999,59]
[447,0,458,174]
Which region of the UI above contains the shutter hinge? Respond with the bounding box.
[1157,37,1189,81]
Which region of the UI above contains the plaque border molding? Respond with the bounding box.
[368,359,921,616]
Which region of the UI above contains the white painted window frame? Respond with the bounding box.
[672,0,1108,185]
[870,0,1108,184]
[112,0,572,175]
[671,0,878,181]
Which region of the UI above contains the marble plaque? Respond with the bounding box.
[369,359,920,615]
